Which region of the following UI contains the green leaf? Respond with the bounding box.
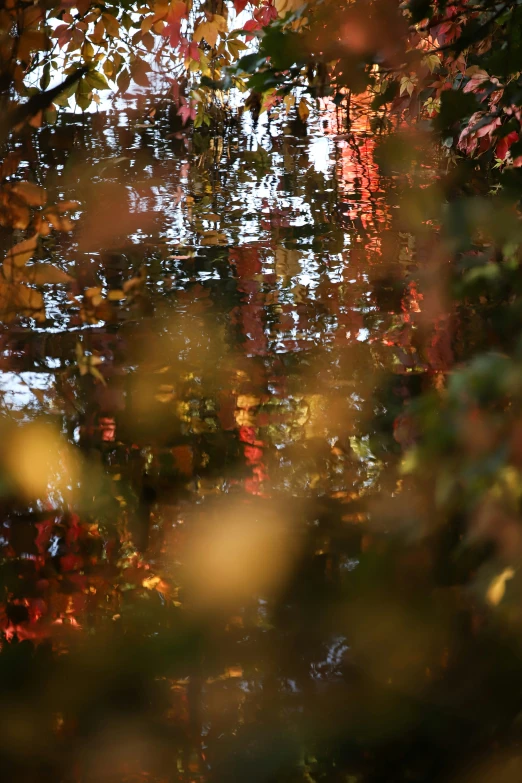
[40,62,50,91]
[76,77,92,111]
[85,70,110,90]
[238,53,266,74]
[52,78,78,107]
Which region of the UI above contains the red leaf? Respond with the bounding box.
[254,2,278,26]
[61,553,83,572]
[35,518,54,554]
[162,0,187,48]
[178,100,197,124]
[496,131,519,160]
[243,17,261,38]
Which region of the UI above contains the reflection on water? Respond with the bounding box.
[0,97,429,782]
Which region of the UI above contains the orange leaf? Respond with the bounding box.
[11,181,47,207]
[102,12,120,37]
[0,281,45,322]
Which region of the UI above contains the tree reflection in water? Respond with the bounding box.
[0,97,488,783]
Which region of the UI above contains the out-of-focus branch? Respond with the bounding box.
[0,66,87,145]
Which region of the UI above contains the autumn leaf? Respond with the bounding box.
[298,96,310,121]
[90,19,105,45]
[107,289,125,301]
[82,41,95,61]
[422,54,440,73]
[45,209,74,232]
[11,181,47,207]
[23,263,73,285]
[194,21,219,48]
[486,567,515,606]
[194,15,227,49]
[400,75,417,97]
[496,131,519,160]
[85,70,110,90]
[131,58,150,87]
[0,152,22,181]
[102,12,120,37]
[55,200,80,213]
[141,15,155,34]
[76,77,92,111]
[76,342,106,384]
[228,37,248,59]
[275,0,305,14]
[117,69,131,94]
[3,235,38,282]
[0,281,45,322]
[463,67,490,93]
[284,94,296,113]
[5,202,31,230]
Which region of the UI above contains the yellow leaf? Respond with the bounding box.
[225,666,243,678]
[400,75,417,97]
[82,40,95,61]
[142,575,161,590]
[107,289,125,300]
[75,343,106,384]
[228,39,248,59]
[237,395,260,409]
[423,53,440,73]
[486,567,515,606]
[298,96,310,121]
[212,14,228,32]
[122,275,144,293]
[275,0,305,15]
[284,94,295,114]
[194,20,220,48]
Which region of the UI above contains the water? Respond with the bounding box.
[3,95,401,489]
[0,96,428,782]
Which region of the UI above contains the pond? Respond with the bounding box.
[0,97,465,783]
